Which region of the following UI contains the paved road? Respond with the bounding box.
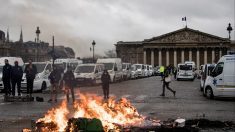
[0,76,235,131]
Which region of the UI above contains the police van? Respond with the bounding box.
[177,63,195,81]
[204,55,235,99]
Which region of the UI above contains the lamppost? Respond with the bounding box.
[227,23,233,40]
[92,40,96,63]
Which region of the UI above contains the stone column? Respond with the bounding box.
[197,48,200,69]
[174,49,177,67]
[204,48,207,64]
[143,49,147,64]
[181,49,184,63]
[212,48,215,63]
[151,49,154,66]
[189,49,192,61]
[158,49,162,66]
[219,49,222,58]
[166,49,169,66]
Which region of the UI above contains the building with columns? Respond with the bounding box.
[116,27,234,68]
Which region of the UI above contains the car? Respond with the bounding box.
[200,64,216,91]
[21,62,64,92]
[203,55,235,99]
[74,63,104,85]
[130,65,138,79]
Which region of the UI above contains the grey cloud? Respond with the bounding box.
[0,0,234,57]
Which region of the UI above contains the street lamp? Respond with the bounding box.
[227,23,233,40]
[92,40,96,63]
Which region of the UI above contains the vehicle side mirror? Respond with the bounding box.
[114,67,117,71]
[95,70,98,73]
[45,70,50,74]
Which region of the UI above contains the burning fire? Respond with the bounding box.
[36,93,144,131]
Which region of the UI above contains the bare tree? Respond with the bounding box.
[104,49,116,58]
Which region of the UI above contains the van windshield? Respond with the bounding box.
[179,65,192,70]
[122,64,127,69]
[136,65,142,69]
[34,64,47,73]
[75,66,95,73]
[103,63,114,70]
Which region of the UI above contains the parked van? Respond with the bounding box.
[54,58,83,72]
[96,58,123,82]
[74,63,104,85]
[204,55,235,99]
[200,64,216,91]
[21,62,64,92]
[132,64,145,78]
[130,65,138,79]
[0,57,24,91]
[149,65,154,76]
[177,63,195,81]
[122,63,131,80]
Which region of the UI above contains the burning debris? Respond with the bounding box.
[27,93,145,132]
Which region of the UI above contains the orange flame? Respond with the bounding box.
[36,92,144,132]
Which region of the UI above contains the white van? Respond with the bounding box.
[200,64,216,91]
[130,65,138,79]
[21,62,64,92]
[204,55,235,99]
[177,63,195,81]
[54,58,83,72]
[74,63,104,85]
[0,57,24,91]
[148,65,154,76]
[96,58,123,82]
[122,63,131,80]
[132,64,145,78]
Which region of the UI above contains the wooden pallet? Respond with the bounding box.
[4,95,34,102]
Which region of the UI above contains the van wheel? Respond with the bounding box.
[40,82,47,92]
[206,87,214,99]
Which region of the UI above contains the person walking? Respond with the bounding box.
[24,59,37,97]
[48,66,61,103]
[159,66,164,79]
[101,69,111,100]
[63,67,75,103]
[160,66,176,97]
[11,61,23,96]
[173,66,177,79]
[2,59,12,96]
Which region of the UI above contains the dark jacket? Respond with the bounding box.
[101,72,111,84]
[11,65,23,81]
[49,69,61,84]
[24,64,37,80]
[63,71,75,87]
[2,64,12,80]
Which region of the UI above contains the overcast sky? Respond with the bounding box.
[0,0,234,57]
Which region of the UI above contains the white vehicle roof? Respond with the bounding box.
[97,58,121,63]
[54,58,83,63]
[0,57,24,66]
[218,55,235,62]
[78,63,104,66]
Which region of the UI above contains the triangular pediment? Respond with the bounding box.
[144,27,229,43]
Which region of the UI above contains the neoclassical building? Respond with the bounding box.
[116,27,234,68]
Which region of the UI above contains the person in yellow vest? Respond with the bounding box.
[159,66,165,79]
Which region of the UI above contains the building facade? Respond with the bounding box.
[0,29,75,62]
[116,27,234,68]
